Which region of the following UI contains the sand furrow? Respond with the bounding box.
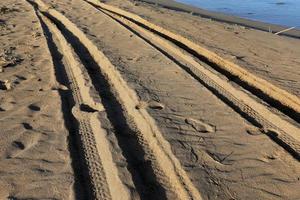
[28,0,203,199]
[85,0,300,123]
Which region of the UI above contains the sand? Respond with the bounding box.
[0,0,299,199]
[0,1,76,199]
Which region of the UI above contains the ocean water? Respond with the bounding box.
[175,0,300,28]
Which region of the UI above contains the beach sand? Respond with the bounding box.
[111,0,300,97]
[0,0,299,199]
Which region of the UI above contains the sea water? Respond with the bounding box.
[175,0,300,28]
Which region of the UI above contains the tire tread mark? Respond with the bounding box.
[30,0,203,199]
[31,9,114,200]
[85,0,300,121]
[89,4,300,160]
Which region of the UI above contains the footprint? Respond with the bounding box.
[6,131,40,158]
[15,75,26,80]
[13,75,27,85]
[33,167,53,174]
[135,101,164,110]
[246,127,262,136]
[262,149,280,161]
[22,123,33,130]
[12,141,25,150]
[0,101,15,111]
[148,101,164,110]
[185,118,215,133]
[28,103,41,111]
[266,153,280,160]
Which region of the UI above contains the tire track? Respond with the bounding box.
[39,15,132,200]
[84,0,300,160]
[36,12,113,200]
[28,0,203,199]
[28,2,131,199]
[85,0,300,119]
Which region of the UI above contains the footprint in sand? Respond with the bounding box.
[148,101,164,110]
[0,101,15,111]
[7,131,40,159]
[28,103,41,111]
[12,141,25,150]
[185,118,215,133]
[246,127,262,136]
[266,152,280,160]
[13,75,27,85]
[135,101,165,110]
[22,122,33,130]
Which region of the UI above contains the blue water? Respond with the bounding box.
[175,0,300,27]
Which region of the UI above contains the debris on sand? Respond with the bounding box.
[0,47,23,68]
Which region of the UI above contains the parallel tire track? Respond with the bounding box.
[37,12,113,200]
[86,0,300,122]
[28,3,130,199]
[84,0,300,159]
[38,13,112,200]
[29,0,203,199]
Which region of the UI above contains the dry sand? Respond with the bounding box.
[0,0,299,199]
[0,0,76,199]
[108,0,300,98]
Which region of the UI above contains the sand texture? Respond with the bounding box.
[0,0,299,199]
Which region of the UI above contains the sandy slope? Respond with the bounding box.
[0,0,299,199]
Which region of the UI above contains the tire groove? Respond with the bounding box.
[85,0,300,124]
[84,1,300,160]
[39,15,112,200]
[27,2,127,199]
[28,0,203,199]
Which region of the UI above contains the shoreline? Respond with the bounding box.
[137,0,300,39]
